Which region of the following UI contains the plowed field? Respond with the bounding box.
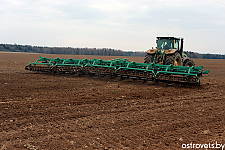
[0,52,225,150]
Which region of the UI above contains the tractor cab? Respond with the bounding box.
[156,37,183,53]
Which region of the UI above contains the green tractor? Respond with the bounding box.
[144,37,195,67]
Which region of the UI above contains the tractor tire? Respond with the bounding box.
[164,52,183,66]
[173,52,183,66]
[165,56,173,65]
[183,59,195,67]
[144,54,154,64]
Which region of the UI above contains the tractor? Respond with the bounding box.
[144,37,195,67]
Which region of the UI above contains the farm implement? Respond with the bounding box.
[25,56,210,86]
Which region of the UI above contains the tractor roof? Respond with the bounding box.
[157,37,183,40]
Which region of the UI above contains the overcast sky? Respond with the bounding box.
[0,0,225,54]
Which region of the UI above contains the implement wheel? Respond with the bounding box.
[144,54,154,64]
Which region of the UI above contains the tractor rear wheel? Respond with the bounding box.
[144,54,154,64]
[165,56,173,65]
[183,59,195,67]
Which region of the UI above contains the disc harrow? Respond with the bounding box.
[25,56,210,86]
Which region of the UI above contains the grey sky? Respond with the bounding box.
[0,0,225,54]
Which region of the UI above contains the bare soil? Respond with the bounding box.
[0,52,225,149]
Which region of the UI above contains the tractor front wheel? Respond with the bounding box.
[173,52,183,66]
[183,59,195,67]
[164,52,183,66]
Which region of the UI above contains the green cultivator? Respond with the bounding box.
[25,56,210,86]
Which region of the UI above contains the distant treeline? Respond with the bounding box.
[0,43,224,59]
[184,51,225,59]
[0,44,145,57]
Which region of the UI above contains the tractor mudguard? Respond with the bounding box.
[164,49,178,55]
[146,49,157,54]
